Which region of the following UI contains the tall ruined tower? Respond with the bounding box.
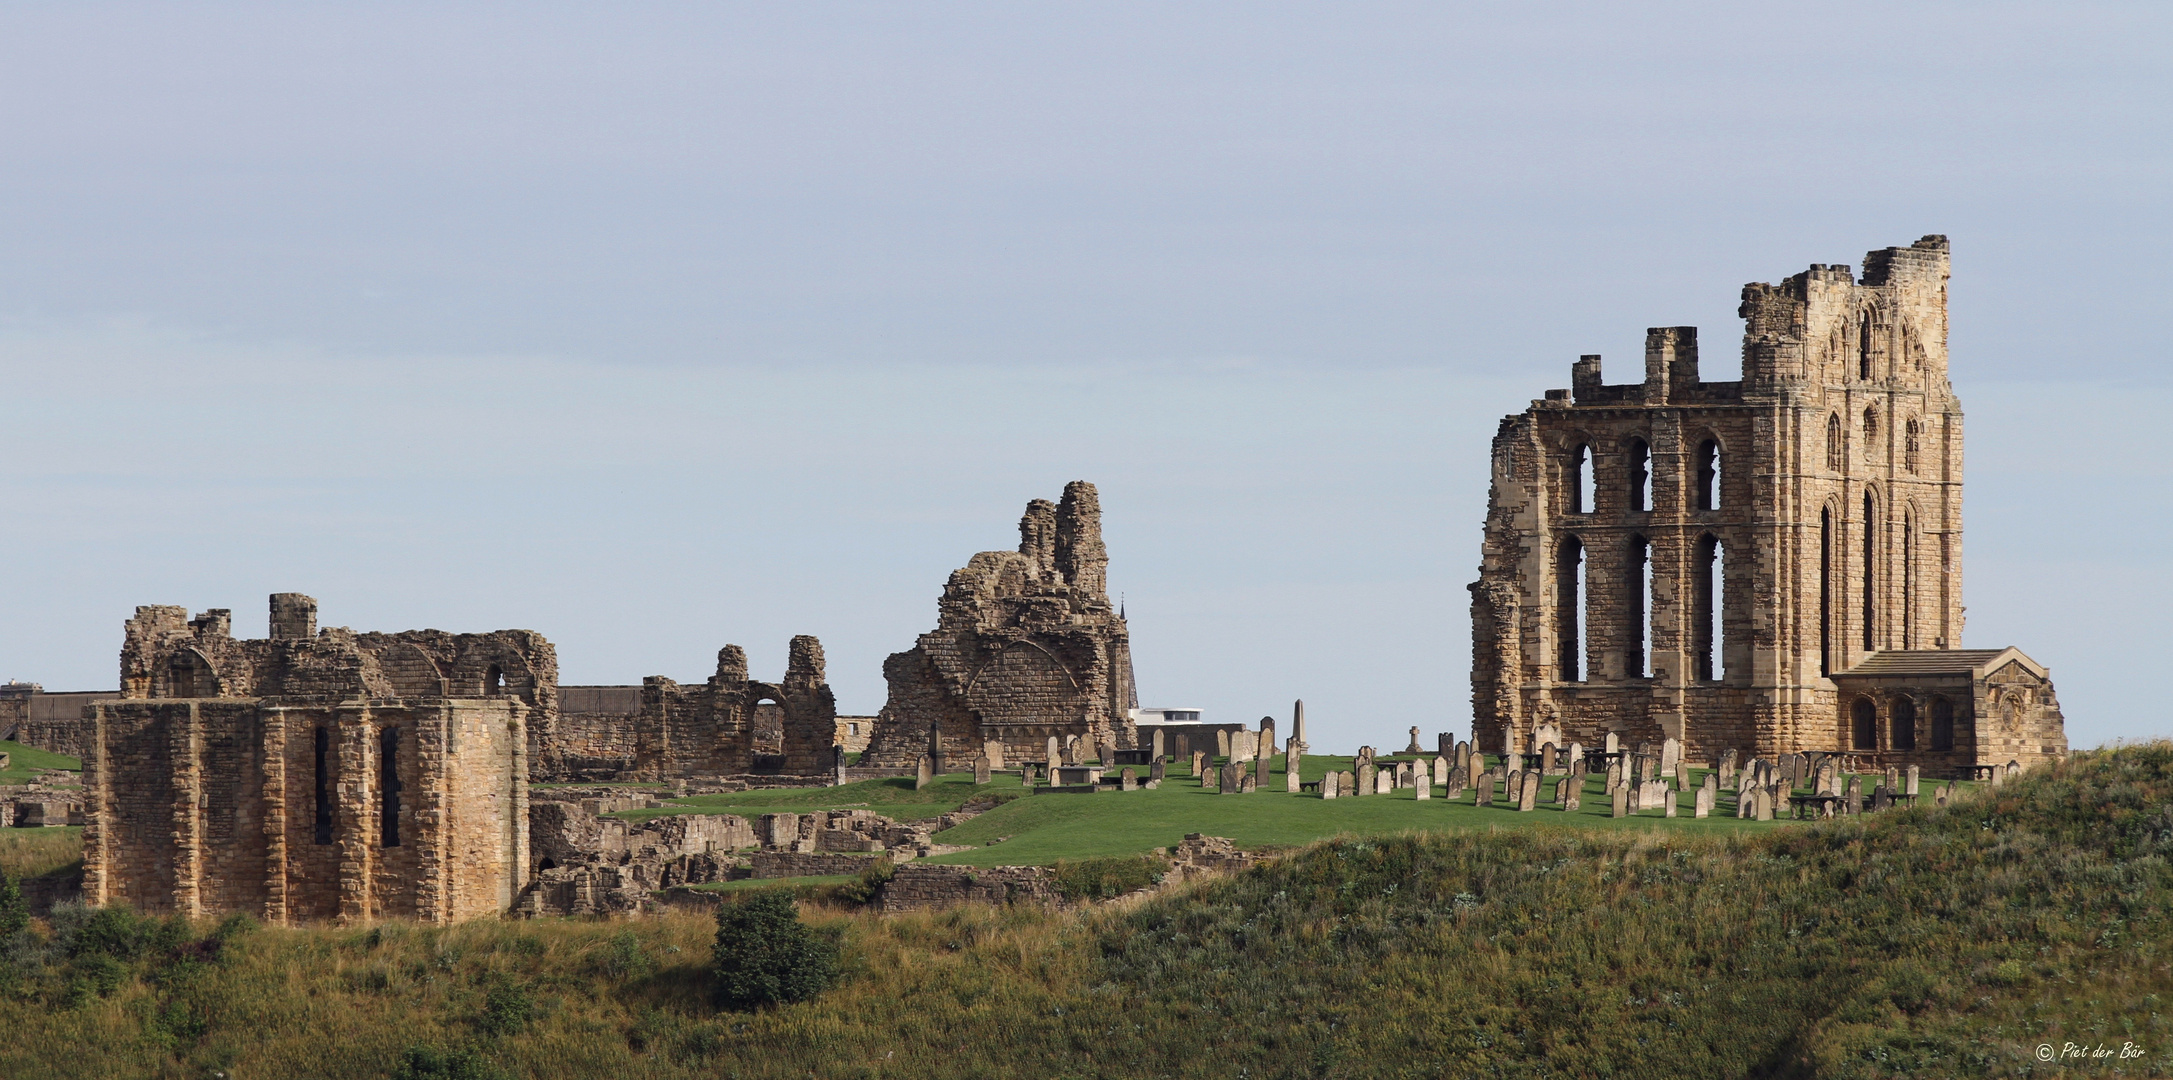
[859,481,1135,768]
[1471,237,1973,761]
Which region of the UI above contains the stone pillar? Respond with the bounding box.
[335,705,375,925]
[169,701,204,918]
[260,707,289,925]
[1291,699,1306,751]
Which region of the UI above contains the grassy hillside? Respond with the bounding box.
[1,745,2164,1079]
[0,740,81,786]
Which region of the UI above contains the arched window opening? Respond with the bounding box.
[1904,419,1921,473]
[1694,534,1722,681]
[1557,536,1585,682]
[1852,697,1878,750]
[313,726,333,845]
[379,726,402,848]
[1569,444,1595,514]
[1863,408,1880,462]
[1826,414,1844,471]
[1930,698,1956,751]
[1902,515,1915,650]
[1626,536,1650,678]
[1891,698,1917,751]
[1628,439,1651,513]
[1819,506,1834,678]
[1696,439,1720,511]
[485,665,504,696]
[1859,313,1875,381]
[1862,491,1878,653]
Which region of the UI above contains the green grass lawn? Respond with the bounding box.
[0,740,81,786]
[619,754,1962,867]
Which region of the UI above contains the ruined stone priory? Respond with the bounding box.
[84,595,539,923]
[1469,236,2068,777]
[859,482,1140,768]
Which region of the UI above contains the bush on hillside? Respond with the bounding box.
[710,889,840,1010]
[392,1044,512,1080]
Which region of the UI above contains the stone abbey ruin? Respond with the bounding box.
[1470,235,2067,773]
[2,237,2072,925]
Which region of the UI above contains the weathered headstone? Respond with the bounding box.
[916,755,935,790]
[1321,770,1339,799]
[1604,759,1622,794]
[1663,784,1679,817]
[1718,747,1738,786]
[1934,781,1948,807]
[1675,759,1692,792]
[1885,765,1901,794]
[1438,732,1455,759]
[1217,729,1230,759]
[1870,783,1890,811]
[1375,768,1395,796]
[1150,729,1165,760]
[1151,757,1166,782]
[1846,777,1864,815]
[1626,782,1643,814]
[1193,749,1208,782]
[973,755,992,785]
[1047,735,1062,769]
[1517,772,1539,811]
[1260,718,1277,762]
[1612,784,1630,818]
[1221,763,1240,794]
[1021,762,1037,787]
[1659,738,1680,779]
[1446,768,1466,800]
[1566,742,1584,776]
[1693,784,1714,818]
[1551,776,1569,804]
[1414,772,1430,800]
[1754,786,1775,821]
[1540,742,1558,775]
[1241,772,1257,794]
[1357,763,1377,797]
[1285,746,1303,792]
[1256,746,1272,787]
[1433,755,1450,787]
[1476,774,1495,807]
[2008,760,2021,781]
[1065,735,1082,766]
[1905,764,1920,797]
[1395,762,1414,790]
[1562,781,1581,813]
[1642,780,1671,815]
[1120,767,1138,792]
[1604,731,1620,756]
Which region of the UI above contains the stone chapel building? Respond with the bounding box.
[83,595,544,923]
[1470,236,2067,775]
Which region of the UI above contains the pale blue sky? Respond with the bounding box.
[2,3,2165,750]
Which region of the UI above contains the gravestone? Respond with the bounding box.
[1735,785,1752,818]
[1846,777,1864,815]
[916,756,935,790]
[1446,768,1466,800]
[1439,732,1455,759]
[1217,730,1230,758]
[1604,760,1622,794]
[1322,771,1339,799]
[1193,750,1209,783]
[1151,729,1165,760]
[1241,772,1257,794]
[1375,768,1395,796]
[2008,760,2022,781]
[1120,767,1137,792]
[982,740,1005,770]
[1047,736,1062,769]
[1395,762,1414,790]
[1660,738,1680,780]
[1256,747,1272,787]
[1870,783,1890,811]
[973,755,992,785]
[1885,765,1901,794]
[1151,757,1166,782]
[1286,746,1303,792]
[1433,755,1450,787]
[1021,763,1037,787]
[1933,781,1948,807]
[1517,772,1539,811]
[1718,748,1738,786]
[1905,765,1920,797]
[1552,776,1569,804]
[1405,726,1425,754]
[1641,780,1670,815]
[1540,743,1558,775]
[1566,742,1584,776]
[1754,787,1775,821]
[1816,762,1837,796]
[1663,783,1678,817]
[1612,785,1630,818]
[1260,718,1277,762]
[1356,763,1377,797]
[1693,784,1714,818]
[1562,781,1580,813]
[1626,783,1643,814]
[1236,730,1261,763]
[1604,731,1620,756]
[1065,735,1081,766]
[1476,774,1495,807]
[1414,773,1430,800]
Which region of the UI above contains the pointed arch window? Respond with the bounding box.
[1694,534,1723,681]
[1863,407,1879,461]
[1696,439,1721,511]
[1819,505,1834,678]
[1626,535,1650,678]
[1859,313,1875,381]
[1628,439,1651,513]
[1904,418,1920,473]
[1569,444,1595,514]
[1826,414,1844,471]
[1557,536,1586,682]
[1862,491,1878,652]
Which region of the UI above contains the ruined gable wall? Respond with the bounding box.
[861,481,1133,768]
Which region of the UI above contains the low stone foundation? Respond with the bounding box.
[876,863,1058,913]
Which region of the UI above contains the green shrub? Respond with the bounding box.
[391,1044,513,1080]
[823,856,896,908]
[710,889,840,1010]
[0,869,25,940]
[58,903,186,961]
[1051,855,1166,901]
[476,978,535,1036]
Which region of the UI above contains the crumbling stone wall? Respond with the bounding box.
[0,683,105,758]
[1471,237,2067,775]
[860,482,1138,768]
[82,594,537,924]
[876,863,1058,912]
